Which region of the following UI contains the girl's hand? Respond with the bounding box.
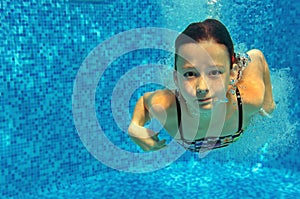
[130,132,167,152]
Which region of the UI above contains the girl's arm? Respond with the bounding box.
[259,51,276,116]
[128,94,166,151]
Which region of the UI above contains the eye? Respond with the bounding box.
[183,71,198,78]
[209,70,223,76]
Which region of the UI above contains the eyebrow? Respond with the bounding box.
[182,64,225,69]
[210,65,225,68]
[182,65,196,69]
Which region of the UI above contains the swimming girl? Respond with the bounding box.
[128,19,276,152]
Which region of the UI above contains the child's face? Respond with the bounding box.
[174,40,231,111]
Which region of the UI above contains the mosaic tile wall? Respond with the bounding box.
[1,0,299,197]
[1,0,163,196]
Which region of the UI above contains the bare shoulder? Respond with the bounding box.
[247,49,265,58]
[143,89,176,113]
[247,49,266,67]
[237,49,266,114]
[241,49,266,78]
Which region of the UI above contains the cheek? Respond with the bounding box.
[179,81,195,96]
[207,77,228,94]
[214,86,227,95]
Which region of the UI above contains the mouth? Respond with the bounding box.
[197,97,212,103]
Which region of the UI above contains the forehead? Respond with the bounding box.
[177,41,230,66]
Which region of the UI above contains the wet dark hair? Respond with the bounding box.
[175,19,235,70]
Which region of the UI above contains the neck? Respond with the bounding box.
[181,96,230,135]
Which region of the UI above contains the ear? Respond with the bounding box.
[230,63,238,79]
[173,70,179,88]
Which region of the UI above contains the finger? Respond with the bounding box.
[158,144,167,150]
[153,140,167,148]
[151,143,167,151]
[158,139,166,145]
[152,133,160,141]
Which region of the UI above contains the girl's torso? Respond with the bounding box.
[144,50,265,141]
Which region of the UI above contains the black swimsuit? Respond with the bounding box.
[175,88,244,152]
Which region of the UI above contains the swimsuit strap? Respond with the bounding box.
[235,86,243,132]
[175,90,184,140]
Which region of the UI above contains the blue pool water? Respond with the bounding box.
[1,0,300,198]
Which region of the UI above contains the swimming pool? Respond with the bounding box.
[1,0,299,198]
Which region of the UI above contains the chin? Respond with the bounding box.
[198,104,213,112]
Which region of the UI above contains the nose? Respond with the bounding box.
[196,76,209,95]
